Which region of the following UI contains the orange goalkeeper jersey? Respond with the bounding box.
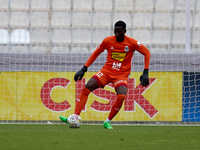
[85,35,151,76]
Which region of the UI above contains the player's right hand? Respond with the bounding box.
[74,66,88,81]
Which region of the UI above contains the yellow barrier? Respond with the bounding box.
[0,72,182,121]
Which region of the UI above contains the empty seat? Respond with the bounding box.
[134,0,154,12]
[150,47,169,54]
[51,12,71,28]
[133,30,151,45]
[31,29,49,43]
[71,47,89,53]
[170,47,186,54]
[93,13,111,29]
[10,0,29,11]
[73,12,91,28]
[73,0,92,12]
[0,12,8,28]
[31,46,49,53]
[0,46,8,53]
[197,0,200,13]
[52,0,71,11]
[172,30,186,45]
[93,29,111,44]
[113,13,132,28]
[51,46,70,53]
[52,29,71,44]
[194,13,200,30]
[155,0,174,13]
[11,46,29,53]
[0,29,9,44]
[0,0,9,11]
[153,13,172,29]
[10,12,29,29]
[94,0,112,12]
[174,13,192,29]
[133,13,152,29]
[192,31,200,45]
[72,30,91,44]
[11,29,30,44]
[114,0,134,12]
[31,0,50,11]
[31,12,49,28]
[175,0,195,12]
[191,47,200,53]
[152,30,171,45]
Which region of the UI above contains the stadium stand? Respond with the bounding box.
[10,12,29,29]
[0,12,8,28]
[51,12,71,28]
[72,12,91,29]
[31,12,49,29]
[94,0,113,12]
[31,0,50,11]
[155,0,174,13]
[0,0,198,54]
[73,0,92,12]
[134,0,154,12]
[72,29,91,44]
[132,13,152,30]
[10,29,30,44]
[0,0,9,11]
[0,29,9,44]
[52,0,71,12]
[52,29,71,44]
[30,29,49,44]
[153,13,173,30]
[114,0,134,12]
[10,0,29,11]
[93,13,112,29]
[31,46,49,53]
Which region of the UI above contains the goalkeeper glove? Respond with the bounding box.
[140,69,149,87]
[74,66,88,81]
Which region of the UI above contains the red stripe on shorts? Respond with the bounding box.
[92,75,103,87]
[115,83,128,90]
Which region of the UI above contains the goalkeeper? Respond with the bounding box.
[60,20,151,129]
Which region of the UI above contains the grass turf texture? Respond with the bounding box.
[0,124,200,150]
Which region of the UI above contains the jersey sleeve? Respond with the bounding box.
[134,40,151,69]
[84,38,107,67]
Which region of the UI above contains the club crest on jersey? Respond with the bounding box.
[124,46,129,52]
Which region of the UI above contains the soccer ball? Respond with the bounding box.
[67,114,82,128]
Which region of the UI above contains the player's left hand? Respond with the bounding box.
[140,69,149,87]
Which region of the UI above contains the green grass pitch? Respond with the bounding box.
[0,124,200,150]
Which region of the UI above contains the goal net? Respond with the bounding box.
[0,0,199,125]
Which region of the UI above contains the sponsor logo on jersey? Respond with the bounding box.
[111,52,127,62]
[124,46,129,52]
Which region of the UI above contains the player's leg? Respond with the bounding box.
[103,78,128,129]
[108,85,127,119]
[74,78,99,115]
[59,78,99,123]
[74,70,109,115]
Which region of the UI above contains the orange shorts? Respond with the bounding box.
[92,68,129,90]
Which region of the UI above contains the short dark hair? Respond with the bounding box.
[115,20,126,29]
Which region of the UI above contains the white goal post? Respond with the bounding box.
[0,0,199,125]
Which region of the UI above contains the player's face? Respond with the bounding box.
[114,26,126,42]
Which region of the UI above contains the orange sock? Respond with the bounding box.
[74,86,91,115]
[108,94,126,120]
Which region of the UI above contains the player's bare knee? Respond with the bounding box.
[85,78,99,91]
[116,85,127,95]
